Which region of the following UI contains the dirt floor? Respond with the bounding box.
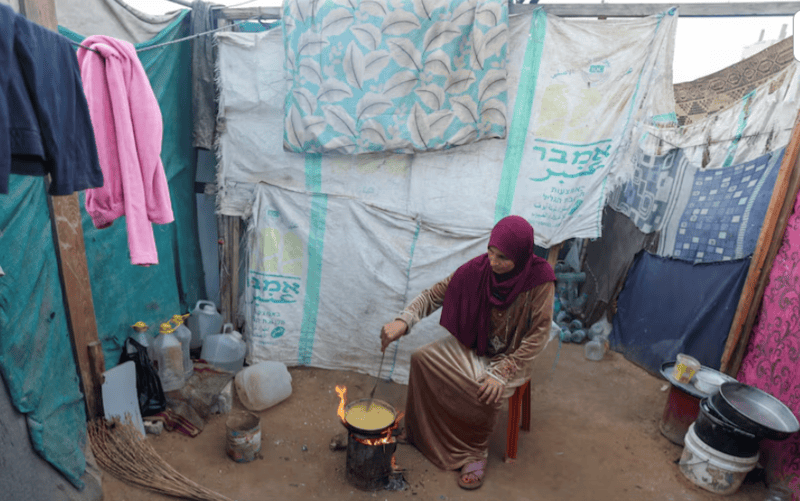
[99,343,773,501]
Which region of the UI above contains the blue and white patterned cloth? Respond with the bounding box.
[610,147,784,263]
[281,0,508,155]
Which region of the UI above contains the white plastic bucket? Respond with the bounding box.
[679,423,759,496]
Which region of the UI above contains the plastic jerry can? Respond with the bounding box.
[171,314,194,383]
[186,300,223,350]
[234,361,292,411]
[130,321,153,359]
[201,323,247,374]
[152,322,186,392]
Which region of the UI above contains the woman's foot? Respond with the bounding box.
[457,460,487,490]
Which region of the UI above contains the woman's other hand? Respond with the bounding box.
[477,374,505,405]
[380,320,408,352]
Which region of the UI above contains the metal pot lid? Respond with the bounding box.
[659,361,707,398]
[718,382,799,435]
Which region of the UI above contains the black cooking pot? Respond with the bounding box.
[340,398,399,437]
[708,383,799,441]
[695,399,759,457]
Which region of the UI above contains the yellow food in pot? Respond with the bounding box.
[345,402,395,430]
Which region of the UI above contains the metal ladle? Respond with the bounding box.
[366,350,386,411]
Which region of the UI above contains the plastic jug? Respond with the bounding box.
[171,314,194,383]
[584,335,608,361]
[186,300,223,350]
[152,322,186,392]
[234,361,293,411]
[201,323,247,374]
[129,321,153,359]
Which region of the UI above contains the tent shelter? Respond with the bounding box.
[1,0,800,499]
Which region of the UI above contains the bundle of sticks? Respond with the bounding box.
[88,418,233,501]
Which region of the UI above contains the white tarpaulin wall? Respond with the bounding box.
[246,183,490,382]
[216,9,678,381]
[216,9,677,241]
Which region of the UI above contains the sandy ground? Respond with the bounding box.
[99,343,772,501]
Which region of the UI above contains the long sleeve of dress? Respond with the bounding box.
[395,274,453,329]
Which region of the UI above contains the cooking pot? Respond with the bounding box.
[708,382,799,441]
[694,399,759,457]
[340,398,398,437]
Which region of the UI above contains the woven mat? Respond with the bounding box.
[674,36,794,126]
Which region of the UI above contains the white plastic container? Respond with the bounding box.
[186,300,223,350]
[678,423,759,496]
[201,323,247,374]
[171,315,194,383]
[152,322,186,392]
[584,335,608,361]
[234,361,293,411]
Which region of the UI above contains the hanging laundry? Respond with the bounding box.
[77,35,174,267]
[0,3,103,196]
[190,0,217,150]
[282,0,509,155]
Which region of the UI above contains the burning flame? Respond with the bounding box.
[335,384,405,446]
[336,385,347,422]
[354,412,405,446]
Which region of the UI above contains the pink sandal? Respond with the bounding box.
[458,460,487,490]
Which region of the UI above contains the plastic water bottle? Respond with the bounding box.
[171,314,193,383]
[130,321,153,359]
[234,361,293,411]
[571,329,587,343]
[584,335,608,361]
[152,322,186,392]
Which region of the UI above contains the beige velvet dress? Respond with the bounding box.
[396,274,555,470]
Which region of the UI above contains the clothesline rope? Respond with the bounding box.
[136,18,253,52]
[68,17,274,55]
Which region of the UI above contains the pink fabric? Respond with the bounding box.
[77,36,173,266]
[738,191,800,499]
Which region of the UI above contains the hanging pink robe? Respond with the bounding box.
[77,35,173,266]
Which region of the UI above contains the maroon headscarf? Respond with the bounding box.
[439,216,556,356]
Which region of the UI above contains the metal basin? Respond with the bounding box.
[709,382,799,441]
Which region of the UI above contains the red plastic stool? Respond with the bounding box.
[505,380,531,463]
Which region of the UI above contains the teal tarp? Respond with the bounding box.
[61,10,206,368]
[0,176,88,488]
[0,10,205,488]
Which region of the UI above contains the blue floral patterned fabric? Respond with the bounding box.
[282,0,508,155]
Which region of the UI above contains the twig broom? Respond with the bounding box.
[88,418,233,501]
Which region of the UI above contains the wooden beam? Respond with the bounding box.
[218,215,241,328]
[720,107,800,375]
[513,2,800,17]
[547,243,562,267]
[19,0,103,421]
[216,2,800,20]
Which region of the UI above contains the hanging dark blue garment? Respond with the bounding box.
[0,4,14,194]
[0,4,103,195]
[610,250,750,374]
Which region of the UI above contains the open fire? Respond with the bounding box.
[336,385,404,445]
[335,385,408,491]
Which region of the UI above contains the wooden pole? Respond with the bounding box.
[218,215,240,327]
[547,243,562,267]
[719,107,800,375]
[216,2,800,20]
[18,0,104,420]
